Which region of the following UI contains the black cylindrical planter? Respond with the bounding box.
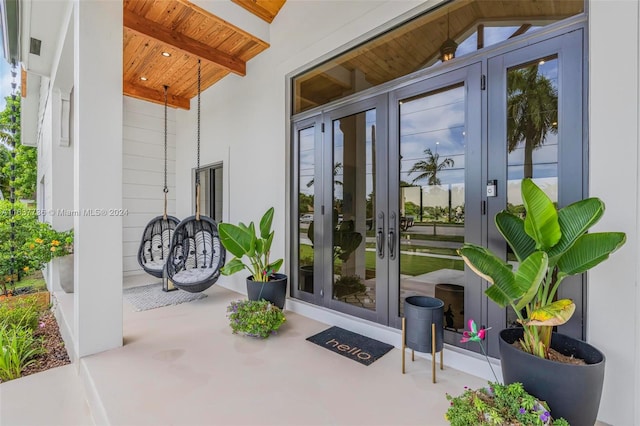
[499,328,605,426]
[404,296,444,353]
[246,273,287,309]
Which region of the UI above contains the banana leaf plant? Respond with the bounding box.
[219,207,283,282]
[458,178,626,359]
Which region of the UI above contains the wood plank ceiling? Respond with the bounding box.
[123,0,285,109]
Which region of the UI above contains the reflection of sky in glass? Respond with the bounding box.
[457,26,543,58]
[400,85,465,186]
[299,127,315,196]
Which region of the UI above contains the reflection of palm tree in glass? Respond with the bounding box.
[507,65,558,179]
[307,162,343,187]
[408,148,454,185]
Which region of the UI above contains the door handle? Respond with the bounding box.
[377,212,385,259]
[388,212,396,260]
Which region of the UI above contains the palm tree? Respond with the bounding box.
[507,65,558,179]
[307,162,343,188]
[408,148,454,185]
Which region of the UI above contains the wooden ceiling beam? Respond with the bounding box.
[123,9,246,76]
[124,82,191,110]
[231,0,283,23]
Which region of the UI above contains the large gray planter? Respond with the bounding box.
[56,254,74,293]
[499,328,605,426]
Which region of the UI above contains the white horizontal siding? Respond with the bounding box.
[122,97,177,276]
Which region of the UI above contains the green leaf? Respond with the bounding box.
[514,251,548,311]
[557,232,626,277]
[267,259,283,274]
[218,223,253,259]
[521,178,561,250]
[259,207,275,240]
[264,231,274,255]
[220,258,246,276]
[495,212,536,262]
[458,244,517,307]
[548,198,605,264]
[527,299,575,326]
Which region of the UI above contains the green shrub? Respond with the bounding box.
[0,324,44,381]
[0,296,42,331]
[445,382,569,426]
[227,299,286,338]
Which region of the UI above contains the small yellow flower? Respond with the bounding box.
[23,267,29,272]
[50,247,57,252]
[29,243,35,249]
[51,240,60,246]
[35,238,44,244]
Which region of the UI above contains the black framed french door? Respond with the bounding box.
[291,29,585,355]
[387,63,483,346]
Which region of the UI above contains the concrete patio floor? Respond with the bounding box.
[1,280,491,426]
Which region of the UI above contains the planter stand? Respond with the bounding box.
[401,296,444,383]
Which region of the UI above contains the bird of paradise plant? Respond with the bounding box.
[458,178,625,359]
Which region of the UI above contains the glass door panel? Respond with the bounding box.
[505,55,559,328]
[487,30,584,356]
[398,85,466,330]
[331,109,376,311]
[389,63,483,347]
[297,125,317,295]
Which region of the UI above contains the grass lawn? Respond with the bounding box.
[12,272,47,291]
[300,243,462,276]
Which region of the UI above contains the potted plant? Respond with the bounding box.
[226,299,286,339]
[458,178,625,425]
[219,207,287,309]
[445,320,568,425]
[446,382,569,426]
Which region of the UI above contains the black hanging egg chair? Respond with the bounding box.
[137,86,180,279]
[166,60,226,293]
[138,214,180,278]
[166,215,225,293]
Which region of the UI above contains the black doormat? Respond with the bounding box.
[306,326,394,366]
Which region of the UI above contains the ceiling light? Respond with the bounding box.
[162,52,171,57]
[440,10,458,62]
[140,76,148,81]
[539,60,545,65]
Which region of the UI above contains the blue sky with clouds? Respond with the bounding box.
[0,59,15,110]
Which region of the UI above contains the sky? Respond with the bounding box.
[0,58,14,110]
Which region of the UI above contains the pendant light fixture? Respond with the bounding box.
[440,9,458,62]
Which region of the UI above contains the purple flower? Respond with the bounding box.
[519,408,526,414]
[539,411,550,422]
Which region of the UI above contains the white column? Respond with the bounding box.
[589,1,639,425]
[73,0,123,358]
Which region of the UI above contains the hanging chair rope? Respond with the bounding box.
[163,85,169,220]
[195,59,201,221]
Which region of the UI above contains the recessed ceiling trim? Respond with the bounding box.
[123,9,247,76]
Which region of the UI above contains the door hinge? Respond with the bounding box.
[321,123,325,132]
[320,288,324,297]
[321,205,325,215]
[481,75,486,90]
[482,200,487,215]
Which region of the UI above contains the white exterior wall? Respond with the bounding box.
[123,97,176,277]
[588,1,640,425]
[174,1,639,424]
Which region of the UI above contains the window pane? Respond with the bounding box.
[293,0,582,114]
